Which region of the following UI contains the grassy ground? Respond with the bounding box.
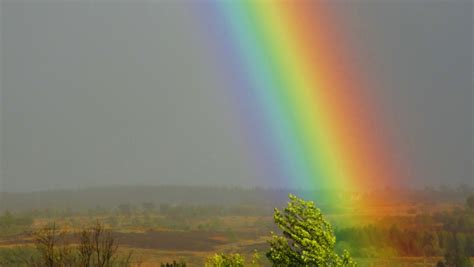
[0,200,467,266]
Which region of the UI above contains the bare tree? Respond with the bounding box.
[27,221,132,267]
[31,223,71,267]
[90,222,118,267]
[78,228,94,266]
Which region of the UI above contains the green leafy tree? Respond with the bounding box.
[250,250,263,266]
[266,194,356,266]
[444,232,472,267]
[205,253,244,267]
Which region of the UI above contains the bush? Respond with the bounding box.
[205,253,245,267]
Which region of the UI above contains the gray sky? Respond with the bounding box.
[1,1,472,192]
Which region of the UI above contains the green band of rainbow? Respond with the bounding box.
[195,1,405,204]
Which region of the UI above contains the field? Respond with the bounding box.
[0,186,473,266]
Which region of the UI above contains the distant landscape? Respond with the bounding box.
[1,185,473,266]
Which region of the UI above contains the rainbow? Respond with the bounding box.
[194,2,405,204]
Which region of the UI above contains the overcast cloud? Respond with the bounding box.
[1,1,472,192]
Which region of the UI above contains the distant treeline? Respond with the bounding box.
[335,196,474,265]
[1,184,472,213]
